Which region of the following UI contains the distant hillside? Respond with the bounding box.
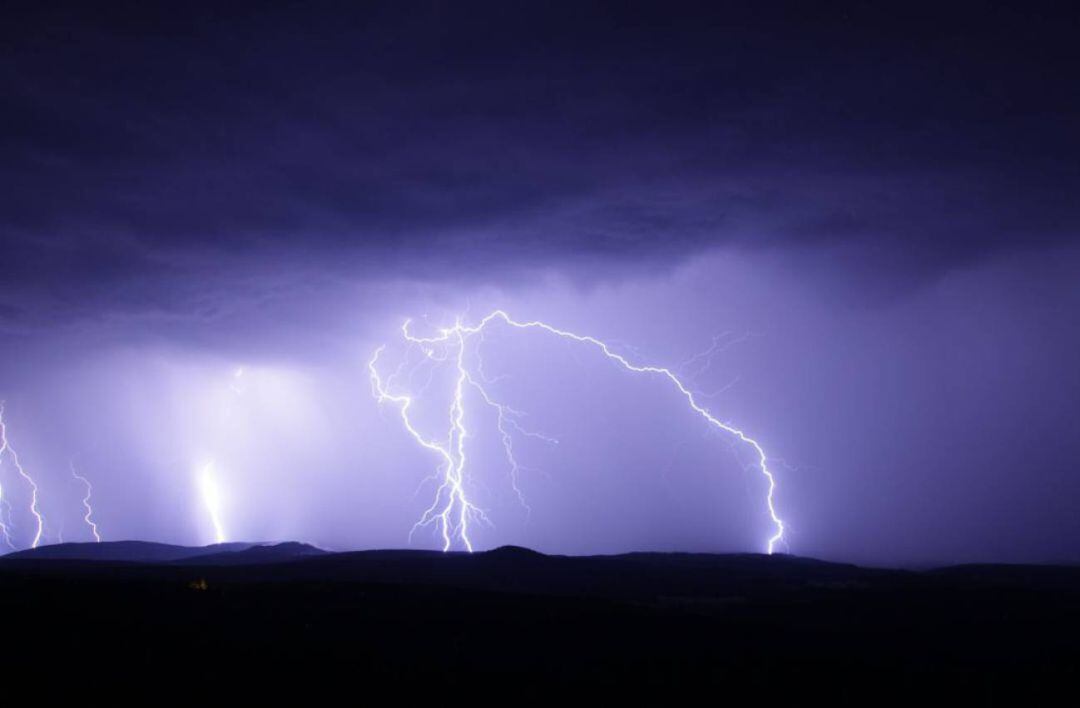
[171,541,328,565]
[4,541,1078,600]
[1,541,1079,699]
[1,540,258,563]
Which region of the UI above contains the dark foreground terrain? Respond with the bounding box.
[2,542,1077,702]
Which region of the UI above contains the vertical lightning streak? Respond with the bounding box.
[0,403,45,549]
[198,463,226,544]
[70,462,102,543]
[450,329,473,550]
[194,366,244,546]
[369,340,487,551]
[0,496,15,549]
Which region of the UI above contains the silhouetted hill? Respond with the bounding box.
[6,542,1078,598]
[1,543,1078,700]
[225,546,900,600]
[1,540,257,563]
[172,541,328,565]
[0,540,332,566]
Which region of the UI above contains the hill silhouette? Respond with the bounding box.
[0,541,1077,701]
[1,540,257,563]
[171,541,328,565]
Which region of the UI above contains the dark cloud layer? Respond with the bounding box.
[2,1,1078,322]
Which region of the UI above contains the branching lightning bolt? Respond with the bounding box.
[0,402,45,549]
[370,329,488,552]
[369,311,786,554]
[70,462,102,543]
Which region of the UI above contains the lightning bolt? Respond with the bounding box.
[463,370,557,517]
[370,330,487,552]
[198,462,227,544]
[70,462,102,543]
[0,497,15,549]
[192,367,245,546]
[369,310,786,554]
[0,402,45,549]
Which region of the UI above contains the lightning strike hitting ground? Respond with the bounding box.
[0,402,45,549]
[191,367,244,545]
[369,310,786,554]
[197,462,227,544]
[70,462,102,543]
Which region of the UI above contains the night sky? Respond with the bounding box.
[1,1,1078,564]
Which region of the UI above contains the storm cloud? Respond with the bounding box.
[3,1,1078,322]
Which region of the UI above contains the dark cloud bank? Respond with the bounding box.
[2,1,1078,319]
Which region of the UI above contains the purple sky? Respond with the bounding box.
[1,1,1078,564]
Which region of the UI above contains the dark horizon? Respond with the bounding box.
[1,1,1079,566]
[7,537,1075,572]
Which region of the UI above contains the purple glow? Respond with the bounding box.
[1,3,1079,565]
